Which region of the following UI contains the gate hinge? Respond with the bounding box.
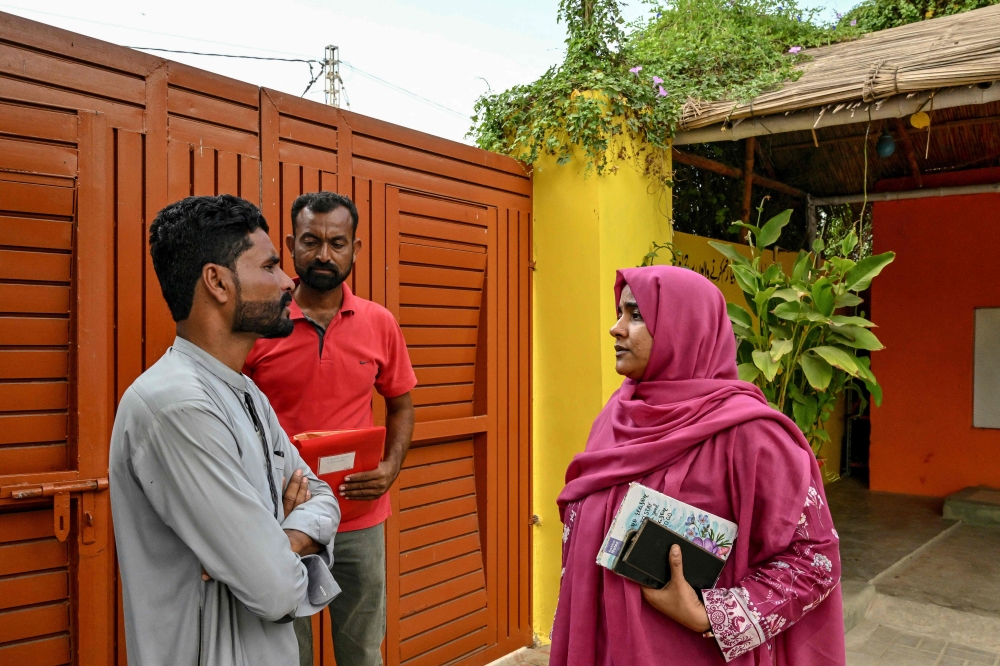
[2,478,108,543]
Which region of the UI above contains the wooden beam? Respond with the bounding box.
[671,147,806,199]
[892,117,924,188]
[771,114,1000,152]
[741,137,756,227]
[755,141,778,179]
[671,147,741,178]
[752,172,807,199]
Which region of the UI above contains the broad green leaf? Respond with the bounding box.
[799,353,833,391]
[831,325,884,350]
[811,346,860,376]
[770,322,792,338]
[727,302,753,329]
[792,251,810,281]
[753,286,778,314]
[752,349,780,382]
[757,209,792,248]
[732,323,760,345]
[708,241,750,267]
[738,363,760,383]
[831,315,876,328]
[772,301,802,321]
[731,264,759,295]
[868,381,883,407]
[854,355,877,383]
[835,292,864,308]
[762,262,784,285]
[813,428,831,442]
[844,251,896,291]
[731,221,761,240]
[841,230,859,256]
[828,257,856,274]
[812,238,825,253]
[773,301,827,323]
[770,338,794,361]
[773,288,800,302]
[772,301,804,321]
[811,278,835,317]
[793,396,818,433]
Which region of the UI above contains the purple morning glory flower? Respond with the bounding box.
[656,11,662,17]
[652,75,664,84]
[851,19,857,25]
[777,5,783,10]
[836,11,843,18]
[657,86,669,97]
[788,46,802,54]
[629,66,642,74]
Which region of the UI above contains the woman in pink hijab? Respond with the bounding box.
[550,266,844,665]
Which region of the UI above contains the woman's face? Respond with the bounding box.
[610,284,653,380]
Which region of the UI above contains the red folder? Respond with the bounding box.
[292,427,386,523]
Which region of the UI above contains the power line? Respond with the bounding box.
[0,4,314,60]
[127,46,325,96]
[126,46,466,117]
[2,4,469,118]
[340,60,468,118]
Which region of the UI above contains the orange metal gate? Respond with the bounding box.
[0,12,532,666]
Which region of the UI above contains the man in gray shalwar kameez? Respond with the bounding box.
[110,194,340,666]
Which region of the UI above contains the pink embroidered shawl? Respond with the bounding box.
[549,266,845,665]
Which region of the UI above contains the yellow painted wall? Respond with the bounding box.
[531,139,670,641]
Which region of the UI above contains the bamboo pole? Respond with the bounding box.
[740,137,756,241]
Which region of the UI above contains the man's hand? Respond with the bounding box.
[284,529,322,557]
[640,545,712,633]
[282,469,312,517]
[339,460,399,500]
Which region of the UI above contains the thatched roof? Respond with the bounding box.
[680,5,1000,130]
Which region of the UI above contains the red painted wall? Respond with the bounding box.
[871,167,1000,496]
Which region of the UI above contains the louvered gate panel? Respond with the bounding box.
[0,102,115,665]
[384,186,497,666]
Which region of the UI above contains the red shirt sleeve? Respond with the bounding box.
[374,309,417,399]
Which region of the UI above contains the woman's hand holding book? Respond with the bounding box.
[640,545,712,633]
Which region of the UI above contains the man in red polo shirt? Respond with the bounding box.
[245,192,416,666]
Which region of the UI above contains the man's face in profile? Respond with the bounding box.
[231,229,295,339]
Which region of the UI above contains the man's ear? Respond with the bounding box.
[353,234,363,261]
[285,233,296,259]
[201,263,235,306]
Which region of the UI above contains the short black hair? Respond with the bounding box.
[149,195,269,322]
[290,192,359,236]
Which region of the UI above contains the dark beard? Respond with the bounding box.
[232,289,294,339]
[297,260,352,292]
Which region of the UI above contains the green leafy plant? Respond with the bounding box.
[841,0,999,32]
[709,205,895,454]
[468,0,843,183]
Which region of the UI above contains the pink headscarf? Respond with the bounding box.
[550,266,844,665]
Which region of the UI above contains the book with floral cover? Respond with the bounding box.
[597,482,738,571]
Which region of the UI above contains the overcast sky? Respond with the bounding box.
[1,0,857,145]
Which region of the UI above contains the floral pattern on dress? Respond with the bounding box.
[704,487,841,662]
[703,587,766,660]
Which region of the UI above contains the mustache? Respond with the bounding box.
[307,261,340,274]
[279,291,293,308]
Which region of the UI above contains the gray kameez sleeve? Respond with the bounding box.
[131,399,337,622]
[271,413,340,559]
